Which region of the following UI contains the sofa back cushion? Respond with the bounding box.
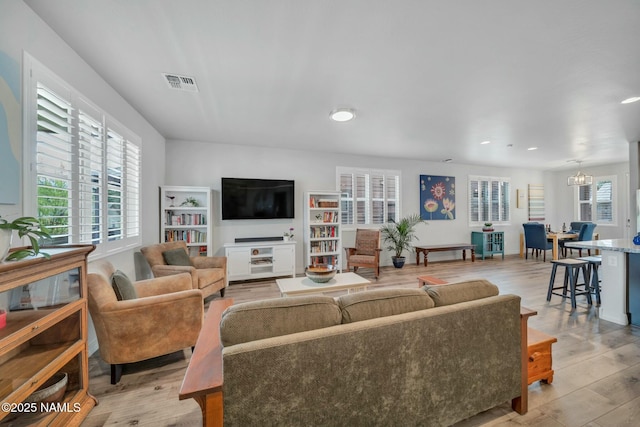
[220,296,341,346]
[338,288,435,323]
[423,279,499,306]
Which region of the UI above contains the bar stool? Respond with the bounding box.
[578,255,602,305]
[547,259,591,309]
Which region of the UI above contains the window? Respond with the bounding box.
[575,176,616,225]
[25,54,141,257]
[469,176,510,225]
[337,167,400,226]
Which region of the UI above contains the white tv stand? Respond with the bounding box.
[224,240,296,282]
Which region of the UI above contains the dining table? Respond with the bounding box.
[519,231,598,261]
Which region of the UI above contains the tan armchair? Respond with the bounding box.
[87,260,203,384]
[140,241,227,299]
[344,229,382,278]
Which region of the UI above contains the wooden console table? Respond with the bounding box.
[179,298,232,427]
[414,244,475,267]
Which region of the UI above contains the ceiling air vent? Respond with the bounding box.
[162,73,199,92]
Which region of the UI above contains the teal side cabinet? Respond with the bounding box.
[471,231,505,260]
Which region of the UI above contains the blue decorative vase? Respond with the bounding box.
[634,234,640,245]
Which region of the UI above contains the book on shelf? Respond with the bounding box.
[310,255,338,266]
[165,229,207,243]
[166,212,206,226]
[317,199,339,208]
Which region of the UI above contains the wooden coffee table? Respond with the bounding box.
[276,272,371,297]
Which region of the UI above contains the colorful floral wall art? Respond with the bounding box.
[420,175,455,220]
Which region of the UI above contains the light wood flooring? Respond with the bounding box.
[82,254,640,427]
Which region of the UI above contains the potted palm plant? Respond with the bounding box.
[379,213,424,268]
[0,216,51,261]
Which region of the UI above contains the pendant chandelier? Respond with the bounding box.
[567,161,593,186]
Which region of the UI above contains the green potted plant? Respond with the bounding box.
[379,213,424,268]
[482,222,494,232]
[0,216,52,261]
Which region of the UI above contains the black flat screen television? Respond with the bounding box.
[221,178,295,220]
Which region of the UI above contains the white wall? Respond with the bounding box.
[166,139,546,271]
[0,1,166,276]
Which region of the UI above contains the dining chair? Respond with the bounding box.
[561,223,596,257]
[522,223,553,262]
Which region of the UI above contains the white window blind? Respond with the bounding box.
[36,84,74,245]
[469,176,510,225]
[26,54,142,257]
[337,167,400,226]
[78,105,104,245]
[576,176,615,225]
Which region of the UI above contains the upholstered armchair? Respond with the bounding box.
[344,229,382,278]
[140,241,227,299]
[87,260,203,384]
[522,222,553,261]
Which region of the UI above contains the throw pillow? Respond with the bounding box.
[162,248,192,266]
[111,270,138,301]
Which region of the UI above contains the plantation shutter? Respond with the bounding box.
[340,174,354,224]
[469,179,479,222]
[371,173,385,224]
[468,176,510,225]
[386,175,398,223]
[126,141,141,238]
[36,83,74,245]
[106,129,124,241]
[596,179,612,222]
[578,185,592,221]
[500,181,510,222]
[355,173,367,224]
[338,168,401,226]
[78,105,104,244]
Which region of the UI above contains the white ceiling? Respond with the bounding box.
[25,0,640,171]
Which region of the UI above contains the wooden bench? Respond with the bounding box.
[414,244,476,267]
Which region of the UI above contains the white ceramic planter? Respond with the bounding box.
[0,229,12,261]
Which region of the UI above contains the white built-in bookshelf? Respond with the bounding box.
[304,191,342,270]
[160,186,212,256]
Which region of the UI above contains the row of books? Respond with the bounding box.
[310,240,338,253]
[165,212,207,226]
[165,230,207,243]
[310,225,337,238]
[311,211,339,223]
[309,197,339,208]
[310,255,339,266]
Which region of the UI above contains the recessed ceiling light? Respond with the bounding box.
[527,147,538,151]
[329,108,356,122]
[480,140,491,145]
[621,96,640,104]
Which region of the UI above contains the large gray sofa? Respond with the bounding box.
[183,279,528,426]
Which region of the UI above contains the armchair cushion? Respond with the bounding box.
[111,270,138,301]
[162,248,192,266]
